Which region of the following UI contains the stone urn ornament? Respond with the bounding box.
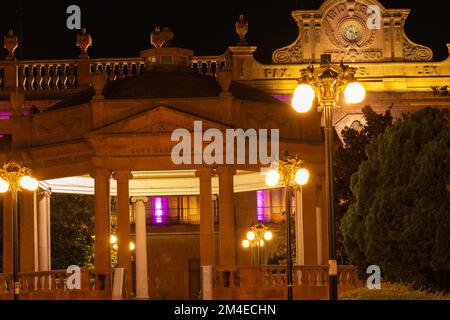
[4,30,18,61]
[235,14,248,46]
[216,69,233,95]
[76,28,92,58]
[91,71,107,98]
[150,26,174,48]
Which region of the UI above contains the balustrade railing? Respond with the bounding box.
[192,56,227,77]
[0,269,112,300]
[90,59,145,82]
[0,54,228,94]
[17,61,79,91]
[214,265,361,299]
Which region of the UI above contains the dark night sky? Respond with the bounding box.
[1,0,449,63]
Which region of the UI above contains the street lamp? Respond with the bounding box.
[241,223,273,265]
[264,151,309,300]
[291,54,366,300]
[0,161,39,300]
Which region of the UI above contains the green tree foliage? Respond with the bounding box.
[341,107,450,291]
[267,210,296,265]
[51,194,95,269]
[334,105,393,264]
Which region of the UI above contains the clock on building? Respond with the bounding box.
[343,24,361,42]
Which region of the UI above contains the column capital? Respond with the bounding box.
[195,167,216,179]
[90,167,111,179]
[131,196,148,204]
[112,170,133,181]
[216,166,236,176]
[37,188,51,200]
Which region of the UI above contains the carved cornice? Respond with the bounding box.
[403,36,433,61]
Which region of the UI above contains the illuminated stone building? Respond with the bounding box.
[0,0,448,300]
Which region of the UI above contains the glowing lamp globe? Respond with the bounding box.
[129,242,136,251]
[295,168,310,186]
[263,230,273,241]
[19,176,39,191]
[344,81,366,104]
[292,84,315,113]
[259,240,265,247]
[0,178,9,193]
[246,231,256,241]
[242,240,250,248]
[265,169,280,187]
[110,235,118,244]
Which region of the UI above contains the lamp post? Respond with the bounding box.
[242,223,273,265]
[291,54,366,300]
[0,161,39,300]
[264,151,310,300]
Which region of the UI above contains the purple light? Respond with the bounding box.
[256,190,265,222]
[0,112,12,120]
[272,94,292,103]
[152,197,168,224]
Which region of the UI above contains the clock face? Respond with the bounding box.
[344,25,361,42]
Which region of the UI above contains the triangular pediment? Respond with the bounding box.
[87,105,230,136]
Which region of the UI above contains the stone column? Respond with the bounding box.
[131,197,149,300]
[37,189,51,271]
[295,181,319,265]
[2,192,13,273]
[113,170,133,297]
[91,168,112,273]
[217,166,236,266]
[20,191,38,272]
[196,168,215,300]
[295,187,305,266]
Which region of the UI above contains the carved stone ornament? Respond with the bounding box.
[150,27,174,48]
[272,0,434,63]
[235,14,249,46]
[76,28,92,58]
[4,30,18,60]
[403,37,433,61]
[272,12,304,63]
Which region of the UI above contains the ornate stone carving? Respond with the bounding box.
[431,86,449,96]
[37,118,82,137]
[4,30,18,60]
[272,38,303,64]
[403,38,433,61]
[148,120,178,133]
[235,14,248,46]
[324,15,376,49]
[150,27,174,48]
[272,0,434,63]
[76,28,92,58]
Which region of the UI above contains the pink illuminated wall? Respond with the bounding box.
[256,190,265,222]
[152,197,169,224]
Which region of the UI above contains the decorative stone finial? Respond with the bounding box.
[216,69,233,96]
[4,30,18,61]
[235,14,248,46]
[91,71,107,98]
[76,28,92,58]
[150,27,174,48]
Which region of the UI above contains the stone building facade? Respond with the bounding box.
[0,0,449,299]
